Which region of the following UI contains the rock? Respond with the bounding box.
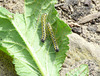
[65,0,79,6]
[0,0,3,2]
[96,25,100,33]
[60,33,100,76]
[87,25,97,33]
[97,72,100,76]
[61,60,99,76]
[84,0,92,6]
[78,12,100,24]
[68,33,100,62]
[72,27,82,34]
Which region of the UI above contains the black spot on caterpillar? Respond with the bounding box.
[41,13,47,42]
[47,23,59,52]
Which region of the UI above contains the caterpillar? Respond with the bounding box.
[47,23,59,52]
[41,13,47,42]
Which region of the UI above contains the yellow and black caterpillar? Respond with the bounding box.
[41,13,47,42]
[47,23,59,52]
[41,14,59,52]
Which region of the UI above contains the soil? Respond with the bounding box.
[56,0,100,76]
[56,0,100,45]
[0,0,100,76]
[0,51,17,76]
[0,0,24,13]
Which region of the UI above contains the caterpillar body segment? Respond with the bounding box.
[47,23,59,52]
[41,13,47,42]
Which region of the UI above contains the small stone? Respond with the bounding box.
[65,0,79,6]
[0,0,3,2]
[97,71,100,76]
[12,0,17,3]
[87,25,97,33]
[96,25,100,33]
[72,27,82,34]
[84,0,92,6]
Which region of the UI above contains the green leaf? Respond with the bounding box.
[0,0,71,76]
[66,64,89,76]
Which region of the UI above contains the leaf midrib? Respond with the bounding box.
[11,16,46,75]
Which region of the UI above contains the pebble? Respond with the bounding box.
[84,0,92,6]
[72,27,82,34]
[96,25,100,33]
[65,0,79,6]
[0,0,3,2]
[87,25,97,33]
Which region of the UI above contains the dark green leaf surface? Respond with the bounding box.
[0,0,71,76]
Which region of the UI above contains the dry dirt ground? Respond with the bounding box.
[57,0,100,45]
[0,0,100,76]
[57,0,100,76]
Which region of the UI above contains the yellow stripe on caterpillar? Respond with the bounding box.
[41,13,47,42]
[47,23,59,52]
